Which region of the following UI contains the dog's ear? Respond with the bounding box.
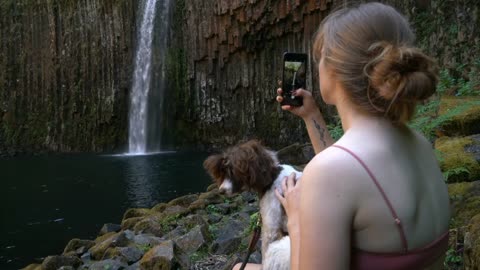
[203,154,225,180]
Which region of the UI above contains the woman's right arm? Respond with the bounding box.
[277,88,334,154]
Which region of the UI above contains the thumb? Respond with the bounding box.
[293,88,311,97]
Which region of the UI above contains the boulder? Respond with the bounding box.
[41,255,82,270]
[211,216,249,254]
[63,239,95,255]
[175,225,208,253]
[448,181,480,228]
[121,217,143,230]
[122,208,152,220]
[133,214,167,236]
[152,203,168,213]
[89,231,131,260]
[436,97,480,137]
[139,241,176,270]
[87,259,128,270]
[167,194,199,207]
[464,214,480,270]
[99,223,122,236]
[21,264,42,270]
[102,246,144,263]
[435,135,480,182]
[277,143,314,165]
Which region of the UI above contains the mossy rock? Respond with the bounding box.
[21,264,42,270]
[448,181,480,228]
[167,194,199,207]
[152,203,168,213]
[122,208,152,220]
[436,97,480,137]
[435,136,480,182]
[207,183,218,192]
[133,213,167,236]
[121,217,144,230]
[464,213,480,270]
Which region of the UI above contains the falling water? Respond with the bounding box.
[128,0,170,154]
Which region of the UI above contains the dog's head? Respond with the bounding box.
[203,140,280,196]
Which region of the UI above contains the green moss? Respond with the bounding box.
[435,137,480,182]
[448,182,480,228]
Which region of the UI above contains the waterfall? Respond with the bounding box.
[128,0,170,154]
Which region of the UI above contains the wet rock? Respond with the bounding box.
[123,208,152,220]
[89,231,130,260]
[133,214,167,236]
[211,218,249,254]
[162,226,187,241]
[152,203,168,213]
[99,223,122,236]
[448,181,480,228]
[464,214,480,270]
[162,205,189,216]
[88,259,128,270]
[132,234,163,247]
[63,239,95,255]
[22,264,42,270]
[139,240,176,270]
[167,194,199,207]
[207,183,218,192]
[121,217,144,230]
[175,225,208,253]
[41,255,82,270]
[103,246,144,263]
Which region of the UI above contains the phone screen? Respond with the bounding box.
[281,54,307,107]
[284,60,306,95]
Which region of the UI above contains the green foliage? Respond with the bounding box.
[159,213,181,232]
[444,248,463,269]
[136,243,152,253]
[206,204,220,214]
[409,98,479,140]
[189,246,210,262]
[443,167,470,182]
[248,212,260,233]
[327,119,344,141]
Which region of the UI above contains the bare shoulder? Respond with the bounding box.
[301,145,364,202]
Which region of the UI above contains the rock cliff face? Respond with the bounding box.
[166,0,480,149]
[0,0,137,153]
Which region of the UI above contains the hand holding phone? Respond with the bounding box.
[281,52,308,107]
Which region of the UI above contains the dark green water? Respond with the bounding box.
[0,151,212,270]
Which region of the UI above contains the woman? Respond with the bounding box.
[234,2,450,270]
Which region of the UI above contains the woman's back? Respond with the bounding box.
[333,118,450,269]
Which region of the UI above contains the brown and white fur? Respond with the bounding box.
[203,140,302,270]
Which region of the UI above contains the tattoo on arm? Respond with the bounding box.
[312,118,326,147]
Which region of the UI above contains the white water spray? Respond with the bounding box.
[128,0,170,154]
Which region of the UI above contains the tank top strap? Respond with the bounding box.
[331,144,409,252]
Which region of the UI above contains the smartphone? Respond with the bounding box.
[281,52,308,107]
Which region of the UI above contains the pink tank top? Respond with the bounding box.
[332,145,449,270]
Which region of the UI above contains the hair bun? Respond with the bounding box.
[365,42,439,103]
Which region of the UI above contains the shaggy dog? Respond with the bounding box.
[203,140,302,270]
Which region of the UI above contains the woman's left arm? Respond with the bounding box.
[277,152,357,270]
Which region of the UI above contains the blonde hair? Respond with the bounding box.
[313,2,438,123]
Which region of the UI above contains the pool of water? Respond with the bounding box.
[0,151,212,269]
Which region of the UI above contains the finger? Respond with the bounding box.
[293,88,310,97]
[281,105,292,111]
[275,188,285,204]
[277,88,283,95]
[276,96,283,103]
[287,173,296,189]
[277,80,282,87]
[281,177,288,192]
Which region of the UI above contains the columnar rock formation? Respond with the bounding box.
[0,0,137,153]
